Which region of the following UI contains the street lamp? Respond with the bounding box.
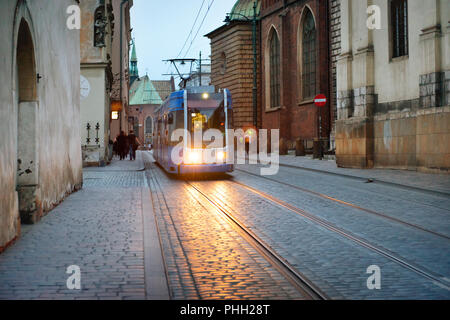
[224,1,258,128]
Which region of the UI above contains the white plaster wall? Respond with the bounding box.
[0,0,83,248]
[440,0,450,72]
[80,68,107,152]
[0,0,19,247]
[345,0,447,103]
[371,0,420,103]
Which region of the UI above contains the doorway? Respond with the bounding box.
[16,18,40,224]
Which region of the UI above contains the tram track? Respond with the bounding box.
[275,162,450,198]
[193,178,450,290]
[146,160,327,299]
[235,167,450,241]
[184,179,329,300]
[146,157,450,298]
[235,156,450,210]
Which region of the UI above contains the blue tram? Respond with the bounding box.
[152,86,234,175]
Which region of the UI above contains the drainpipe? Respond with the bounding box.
[120,0,130,131]
[252,1,257,128]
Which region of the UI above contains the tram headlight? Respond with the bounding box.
[186,150,202,164]
[216,151,226,162]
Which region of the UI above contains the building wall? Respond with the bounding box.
[208,22,261,131]
[260,0,332,149]
[80,67,108,164]
[80,0,114,166]
[127,104,158,145]
[329,0,341,148]
[0,0,82,250]
[110,0,133,141]
[336,0,450,172]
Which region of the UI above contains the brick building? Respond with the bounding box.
[128,75,175,146]
[260,0,336,152]
[205,0,262,131]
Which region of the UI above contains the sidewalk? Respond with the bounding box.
[86,154,145,172]
[276,155,450,195]
[0,152,167,300]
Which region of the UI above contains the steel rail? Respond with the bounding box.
[223,179,450,290]
[235,168,450,241]
[276,163,450,198]
[185,180,329,300]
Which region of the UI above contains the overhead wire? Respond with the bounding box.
[176,0,207,58]
[182,0,215,58]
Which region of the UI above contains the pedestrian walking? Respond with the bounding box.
[113,138,118,157]
[116,131,128,160]
[128,130,141,161]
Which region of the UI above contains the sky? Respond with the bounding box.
[130,0,234,83]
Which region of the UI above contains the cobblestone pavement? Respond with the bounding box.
[144,157,306,300]
[0,155,147,300]
[195,162,449,299]
[1,149,448,300]
[189,173,450,299]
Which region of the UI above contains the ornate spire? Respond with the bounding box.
[130,38,139,85]
[130,38,137,62]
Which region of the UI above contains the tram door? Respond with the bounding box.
[156,117,161,161]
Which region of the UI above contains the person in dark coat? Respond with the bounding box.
[116,131,128,160]
[113,139,118,157]
[128,130,140,161]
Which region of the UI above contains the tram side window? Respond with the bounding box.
[164,115,168,136]
[169,110,184,146]
[227,108,233,129]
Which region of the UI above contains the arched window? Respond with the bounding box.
[269,30,281,108]
[145,116,153,134]
[302,9,316,100]
[17,19,37,102]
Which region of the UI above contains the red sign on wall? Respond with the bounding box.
[314,94,327,107]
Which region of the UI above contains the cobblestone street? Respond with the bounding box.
[0,151,449,300]
[0,155,148,300]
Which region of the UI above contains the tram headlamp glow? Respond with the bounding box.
[216,151,226,162]
[186,150,202,164]
[202,92,209,100]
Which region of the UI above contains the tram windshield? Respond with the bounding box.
[187,93,228,138]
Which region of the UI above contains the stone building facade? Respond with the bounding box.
[335,0,449,172]
[206,0,262,131]
[328,0,341,149]
[260,0,333,151]
[110,0,133,144]
[0,0,83,251]
[80,0,115,166]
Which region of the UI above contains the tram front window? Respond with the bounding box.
[187,93,227,141]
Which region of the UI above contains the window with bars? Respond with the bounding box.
[391,0,408,58]
[302,9,316,100]
[269,30,281,109]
